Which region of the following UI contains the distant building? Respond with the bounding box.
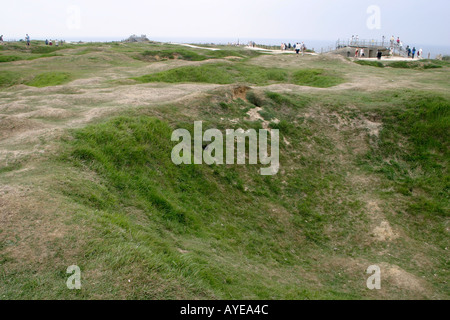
[124,34,150,43]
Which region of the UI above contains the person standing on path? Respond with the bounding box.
[377,50,382,60]
[25,34,30,46]
[295,43,300,55]
[412,47,416,59]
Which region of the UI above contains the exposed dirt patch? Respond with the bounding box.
[17,107,74,120]
[366,200,399,242]
[373,220,399,241]
[232,85,251,101]
[379,262,430,295]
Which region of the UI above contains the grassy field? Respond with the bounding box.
[0,41,448,299]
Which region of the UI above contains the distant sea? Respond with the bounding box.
[24,36,450,59]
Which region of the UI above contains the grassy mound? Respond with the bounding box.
[26,72,72,87]
[133,63,288,85]
[135,48,260,62]
[292,69,344,88]
[30,46,63,54]
[355,60,385,68]
[134,64,343,87]
[0,55,23,63]
[139,49,207,61]
[0,71,23,87]
[387,60,443,69]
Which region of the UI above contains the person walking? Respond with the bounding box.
[419,48,423,59]
[355,48,359,58]
[412,47,416,59]
[25,34,30,46]
[377,50,382,60]
[360,48,365,57]
[295,43,301,55]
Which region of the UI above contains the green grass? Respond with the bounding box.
[0,55,23,63]
[30,46,63,54]
[360,94,449,219]
[133,62,289,85]
[26,72,72,87]
[134,64,343,87]
[386,60,443,69]
[55,112,354,298]
[292,69,344,88]
[131,46,261,63]
[140,49,205,61]
[0,71,23,87]
[26,53,62,61]
[355,60,385,68]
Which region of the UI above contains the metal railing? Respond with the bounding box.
[335,39,404,49]
[334,39,411,57]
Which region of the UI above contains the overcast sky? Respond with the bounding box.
[1,0,449,46]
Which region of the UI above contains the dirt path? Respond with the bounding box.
[172,43,221,51]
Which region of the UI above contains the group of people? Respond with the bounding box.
[281,42,307,55]
[349,34,424,60]
[0,34,67,48]
[405,45,422,59]
[389,35,423,59]
[350,35,360,44]
[45,39,64,46]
